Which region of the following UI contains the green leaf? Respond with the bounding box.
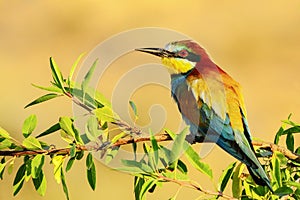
[13,163,26,196]
[60,169,69,200]
[66,157,75,172]
[171,128,188,161]
[8,159,14,174]
[76,151,84,160]
[150,130,159,168]
[232,162,244,198]
[0,139,13,150]
[274,186,293,196]
[274,127,284,144]
[22,136,42,150]
[121,160,153,173]
[52,155,64,184]
[134,176,144,200]
[0,126,11,139]
[177,159,188,174]
[110,132,126,144]
[68,53,85,85]
[86,153,96,190]
[25,93,61,108]
[72,125,83,144]
[286,133,294,152]
[32,170,47,196]
[86,115,103,141]
[70,144,76,158]
[36,123,60,138]
[22,114,37,138]
[86,153,93,170]
[50,57,66,92]
[94,106,115,123]
[59,117,75,138]
[287,181,300,189]
[81,59,98,94]
[184,146,213,179]
[129,101,138,118]
[218,162,236,192]
[31,155,45,179]
[105,147,120,164]
[31,83,63,93]
[272,153,282,187]
[0,162,6,179]
[139,179,157,200]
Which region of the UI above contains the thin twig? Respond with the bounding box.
[157,175,237,200]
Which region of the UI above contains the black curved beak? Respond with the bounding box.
[135,48,175,58]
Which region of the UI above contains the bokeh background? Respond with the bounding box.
[1,1,300,199]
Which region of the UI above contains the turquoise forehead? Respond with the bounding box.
[164,42,191,52]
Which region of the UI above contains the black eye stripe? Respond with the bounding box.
[175,51,201,62]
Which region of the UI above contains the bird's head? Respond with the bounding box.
[136,40,209,74]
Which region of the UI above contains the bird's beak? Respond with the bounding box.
[135,47,175,58]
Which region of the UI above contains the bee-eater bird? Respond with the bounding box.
[136,40,272,191]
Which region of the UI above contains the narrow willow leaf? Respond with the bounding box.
[22,114,37,138]
[129,101,138,118]
[94,106,115,123]
[86,115,103,141]
[110,132,126,144]
[286,133,294,152]
[274,186,293,196]
[68,53,85,85]
[59,117,75,138]
[0,139,13,150]
[8,159,14,174]
[134,177,144,200]
[66,157,75,172]
[184,146,213,179]
[76,151,84,160]
[31,155,45,179]
[272,154,282,187]
[72,125,83,144]
[36,123,60,138]
[50,57,66,92]
[70,144,76,158]
[121,160,153,173]
[86,153,93,170]
[105,147,120,164]
[150,130,159,167]
[23,136,42,150]
[139,179,156,200]
[177,159,188,174]
[171,128,188,161]
[81,59,98,93]
[33,170,47,196]
[0,126,11,139]
[52,155,64,184]
[61,170,69,200]
[25,93,61,108]
[86,153,96,190]
[13,164,26,196]
[0,163,6,179]
[31,83,63,93]
[232,162,244,198]
[218,162,236,192]
[274,127,284,144]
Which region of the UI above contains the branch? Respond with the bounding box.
[0,145,87,157]
[157,175,237,200]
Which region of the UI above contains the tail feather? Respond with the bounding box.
[216,136,273,192]
[248,165,273,192]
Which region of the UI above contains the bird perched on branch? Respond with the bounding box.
[136,40,273,191]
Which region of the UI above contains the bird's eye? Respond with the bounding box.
[177,49,189,58]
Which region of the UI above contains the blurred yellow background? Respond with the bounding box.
[1,1,300,199]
